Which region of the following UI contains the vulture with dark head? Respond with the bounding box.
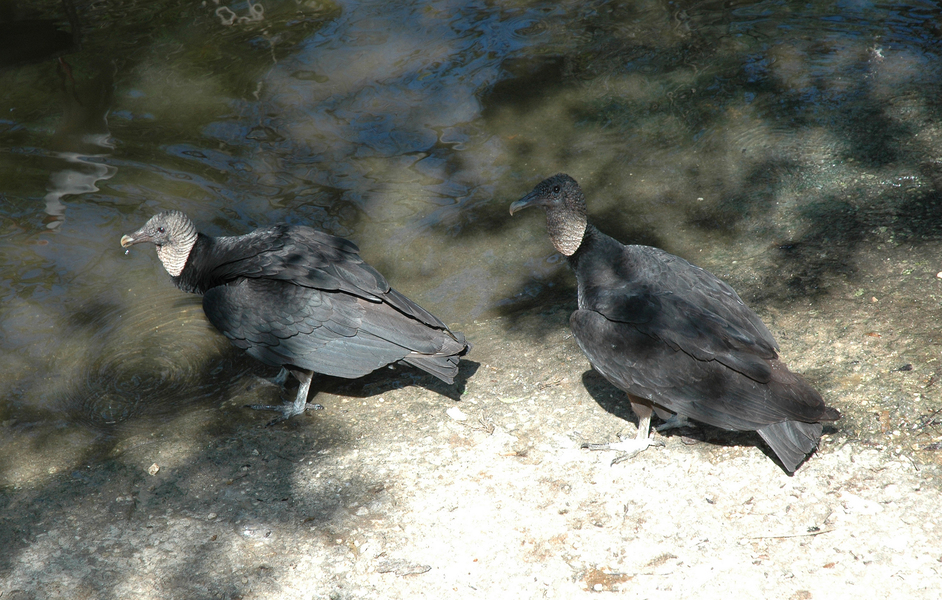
[121,211,470,421]
[511,174,839,472]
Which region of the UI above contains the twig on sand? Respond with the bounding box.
[744,528,835,541]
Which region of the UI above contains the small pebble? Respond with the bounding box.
[446,407,468,421]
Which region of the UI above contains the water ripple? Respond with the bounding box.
[58,289,241,436]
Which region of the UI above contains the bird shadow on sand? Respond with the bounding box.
[248,359,482,421]
[579,369,799,472]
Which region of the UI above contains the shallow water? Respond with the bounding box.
[1,0,941,481]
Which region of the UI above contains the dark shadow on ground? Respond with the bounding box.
[269,358,481,414]
[580,369,796,471]
[0,398,363,600]
[0,293,473,598]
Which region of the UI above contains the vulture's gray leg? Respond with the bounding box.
[583,397,663,464]
[269,367,290,387]
[246,369,322,424]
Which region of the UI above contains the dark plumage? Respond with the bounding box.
[511,174,840,472]
[121,211,470,421]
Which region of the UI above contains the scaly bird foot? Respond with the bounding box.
[246,368,318,425]
[582,434,664,465]
[245,401,324,426]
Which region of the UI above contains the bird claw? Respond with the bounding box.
[244,401,322,425]
[582,434,664,465]
[243,403,301,426]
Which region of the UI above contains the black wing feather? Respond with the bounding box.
[207,226,387,299]
[203,277,464,381]
[570,229,836,430]
[203,225,450,328]
[584,244,778,382]
[570,309,828,430]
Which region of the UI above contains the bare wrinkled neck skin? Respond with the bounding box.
[156,215,198,277]
[546,205,587,256]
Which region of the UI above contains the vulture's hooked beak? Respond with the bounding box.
[120,231,150,248]
[509,190,541,216]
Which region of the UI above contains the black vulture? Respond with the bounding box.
[510,173,840,472]
[121,211,470,421]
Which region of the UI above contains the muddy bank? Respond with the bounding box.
[3,246,942,599]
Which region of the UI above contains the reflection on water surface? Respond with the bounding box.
[1,0,941,480]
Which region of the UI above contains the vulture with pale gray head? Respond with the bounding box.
[121,211,470,421]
